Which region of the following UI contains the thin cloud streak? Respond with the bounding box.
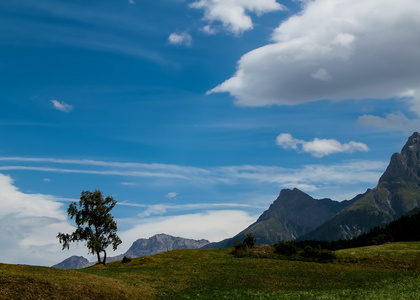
[0,156,387,192]
[1,1,169,65]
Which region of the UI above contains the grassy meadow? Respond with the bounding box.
[2,242,420,299]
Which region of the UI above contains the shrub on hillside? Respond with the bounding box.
[232,233,256,257]
[122,256,132,263]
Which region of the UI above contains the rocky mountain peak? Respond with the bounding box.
[379,132,420,185]
[257,188,348,230]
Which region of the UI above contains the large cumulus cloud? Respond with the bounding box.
[209,0,420,108]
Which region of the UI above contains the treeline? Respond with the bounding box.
[294,207,420,251]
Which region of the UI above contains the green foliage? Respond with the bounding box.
[274,241,337,263]
[57,190,122,265]
[299,208,420,252]
[243,232,255,248]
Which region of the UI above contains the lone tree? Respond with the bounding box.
[57,190,122,265]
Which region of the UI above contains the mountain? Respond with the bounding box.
[207,132,420,246]
[124,233,210,257]
[52,234,210,269]
[52,256,92,269]
[299,132,420,241]
[204,188,356,248]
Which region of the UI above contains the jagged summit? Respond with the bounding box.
[257,188,350,230]
[379,132,420,185]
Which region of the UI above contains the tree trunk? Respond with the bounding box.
[103,250,107,265]
[96,251,102,264]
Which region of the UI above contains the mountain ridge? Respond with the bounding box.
[204,188,359,248]
[207,132,420,246]
[53,233,210,269]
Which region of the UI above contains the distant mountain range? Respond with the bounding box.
[54,132,420,267]
[53,234,209,269]
[206,132,420,247]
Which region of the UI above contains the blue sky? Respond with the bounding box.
[1,0,420,266]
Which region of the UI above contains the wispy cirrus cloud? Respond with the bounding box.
[134,202,253,218]
[0,156,386,196]
[1,0,168,64]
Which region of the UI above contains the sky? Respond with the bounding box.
[1,0,420,266]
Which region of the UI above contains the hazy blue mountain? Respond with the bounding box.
[52,256,93,269]
[52,234,209,269]
[124,233,209,257]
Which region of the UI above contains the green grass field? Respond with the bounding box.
[2,242,420,299]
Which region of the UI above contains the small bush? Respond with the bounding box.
[122,256,132,263]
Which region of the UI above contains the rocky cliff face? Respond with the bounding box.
[379,132,420,185]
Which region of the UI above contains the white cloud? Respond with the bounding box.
[190,0,284,34]
[51,99,73,112]
[0,173,87,266]
[276,133,369,157]
[168,32,192,46]
[166,192,178,199]
[201,25,217,35]
[358,90,420,133]
[134,202,253,218]
[358,112,420,134]
[208,0,420,108]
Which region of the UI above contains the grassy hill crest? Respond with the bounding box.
[3,242,420,299]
